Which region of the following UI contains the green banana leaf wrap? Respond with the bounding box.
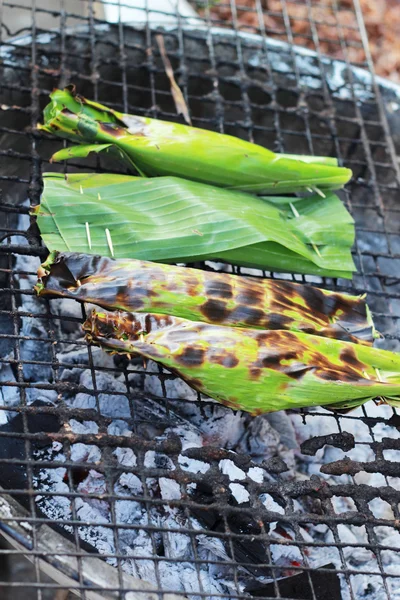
[34,172,356,278]
[38,86,352,195]
[35,251,376,344]
[83,309,400,414]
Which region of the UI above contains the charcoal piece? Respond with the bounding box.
[387,413,400,431]
[0,313,14,359]
[0,400,60,501]
[0,400,102,554]
[300,432,355,456]
[188,481,272,578]
[245,563,341,599]
[262,456,289,474]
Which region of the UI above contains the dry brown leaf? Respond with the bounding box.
[156,34,192,125]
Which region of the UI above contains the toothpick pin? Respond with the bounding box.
[313,186,326,198]
[98,192,101,201]
[289,202,300,218]
[80,185,83,194]
[312,243,322,258]
[105,228,114,257]
[139,332,147,367]
[85,222,92,249]
[289,206,321,256]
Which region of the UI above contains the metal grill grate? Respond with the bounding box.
[1,1,400,599]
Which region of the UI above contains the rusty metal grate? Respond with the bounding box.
[1,1,400,599]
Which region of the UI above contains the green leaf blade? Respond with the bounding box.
[36,172,356,278]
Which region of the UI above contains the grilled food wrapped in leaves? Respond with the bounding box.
[38,86,352,195]
[35,251,376,344]
[34,172,356,278]
[83,309,400,414]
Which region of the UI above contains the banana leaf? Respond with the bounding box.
[35,251,375,344]
[83,309,400,414]
[34,172,356,278]
[38,85,352,195]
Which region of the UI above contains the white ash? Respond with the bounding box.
[167,398,248,449]
[140,362,199,402]
[260,493,285,515]
[248,467,264,483]
[0,362,20,424]
[229,483,250,504]
[71,369,131,418]
[27,369,400,600]
[219,459,246,481]
[288,406,400,600]
[178,455,210,474]
[32,405,317,596]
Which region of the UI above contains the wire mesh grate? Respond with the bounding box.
[1,1,400,599]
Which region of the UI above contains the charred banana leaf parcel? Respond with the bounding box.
[36,251,375,345]
[35,172,356,279]
[39,86,352,195]
[83,309,400,414]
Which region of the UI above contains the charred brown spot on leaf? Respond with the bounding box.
[191,378,203,389]
[305,348,371,384]
[145,314,153,333]
[251,407,270,416]
[249,367,262,380]
[339,346,367,371]
[260,351,298,368]
[181,275,201,297]
[317,369,358,383]
[205,280,233,300]
[269,282,370,342]
[131,286,157,298]
[176,346,205,367]
[208,350,239,368]
[298,285,333,316]
[231,305,265,327]
[257,330,305,351]
[221,354,239,368]
[236,288,265,306]
[120,314,144,337]
[285,365,314,379]
[116,285,144,310]
[92,318,116,338]
[265,313,293,330]
[219,396,241,410]
[99,122,127,138]
[298,326,319,335]
[251,330,371,383]
[255,347,312,380]
[201,299,231,322]
[255,332,271,346]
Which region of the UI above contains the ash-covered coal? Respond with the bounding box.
[1,212,399,599]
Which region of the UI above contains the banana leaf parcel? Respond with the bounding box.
[38,86,352,195]
[35,251,376,344]
[34,172,356,278]
[83,309,400,414]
